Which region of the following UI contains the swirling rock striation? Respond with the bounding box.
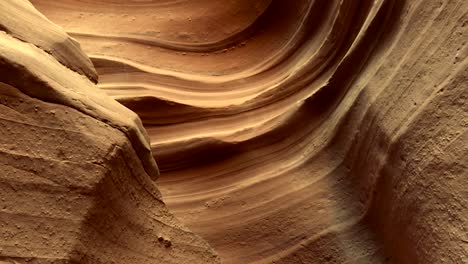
[0,1,220,263]
[26,0,468,263]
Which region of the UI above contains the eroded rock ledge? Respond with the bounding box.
[0,1,220,263]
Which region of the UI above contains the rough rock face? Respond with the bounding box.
[0,1,219,263]
[8,0,468,263]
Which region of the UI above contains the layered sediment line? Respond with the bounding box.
[31,0,468,263]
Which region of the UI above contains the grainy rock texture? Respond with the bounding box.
[4,0,468,263]
[0,1,220,263]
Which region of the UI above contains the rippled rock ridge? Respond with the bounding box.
[4,0,468,263]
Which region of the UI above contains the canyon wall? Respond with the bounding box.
[3,0,467,263]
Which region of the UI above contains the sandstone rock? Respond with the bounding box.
[0,1,220,263]
[7,0,468,263]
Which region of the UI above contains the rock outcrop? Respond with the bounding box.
[4,0,468,263]
[0,1,220,263]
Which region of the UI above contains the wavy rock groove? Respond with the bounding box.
[11,0,468,263]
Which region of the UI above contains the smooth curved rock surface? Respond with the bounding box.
[0,1,219,263]
[15,0,468,263]
[0,0,98,83]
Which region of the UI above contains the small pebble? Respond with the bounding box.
[164,240,172,248]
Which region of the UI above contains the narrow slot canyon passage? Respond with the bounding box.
[0,0,466,263]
